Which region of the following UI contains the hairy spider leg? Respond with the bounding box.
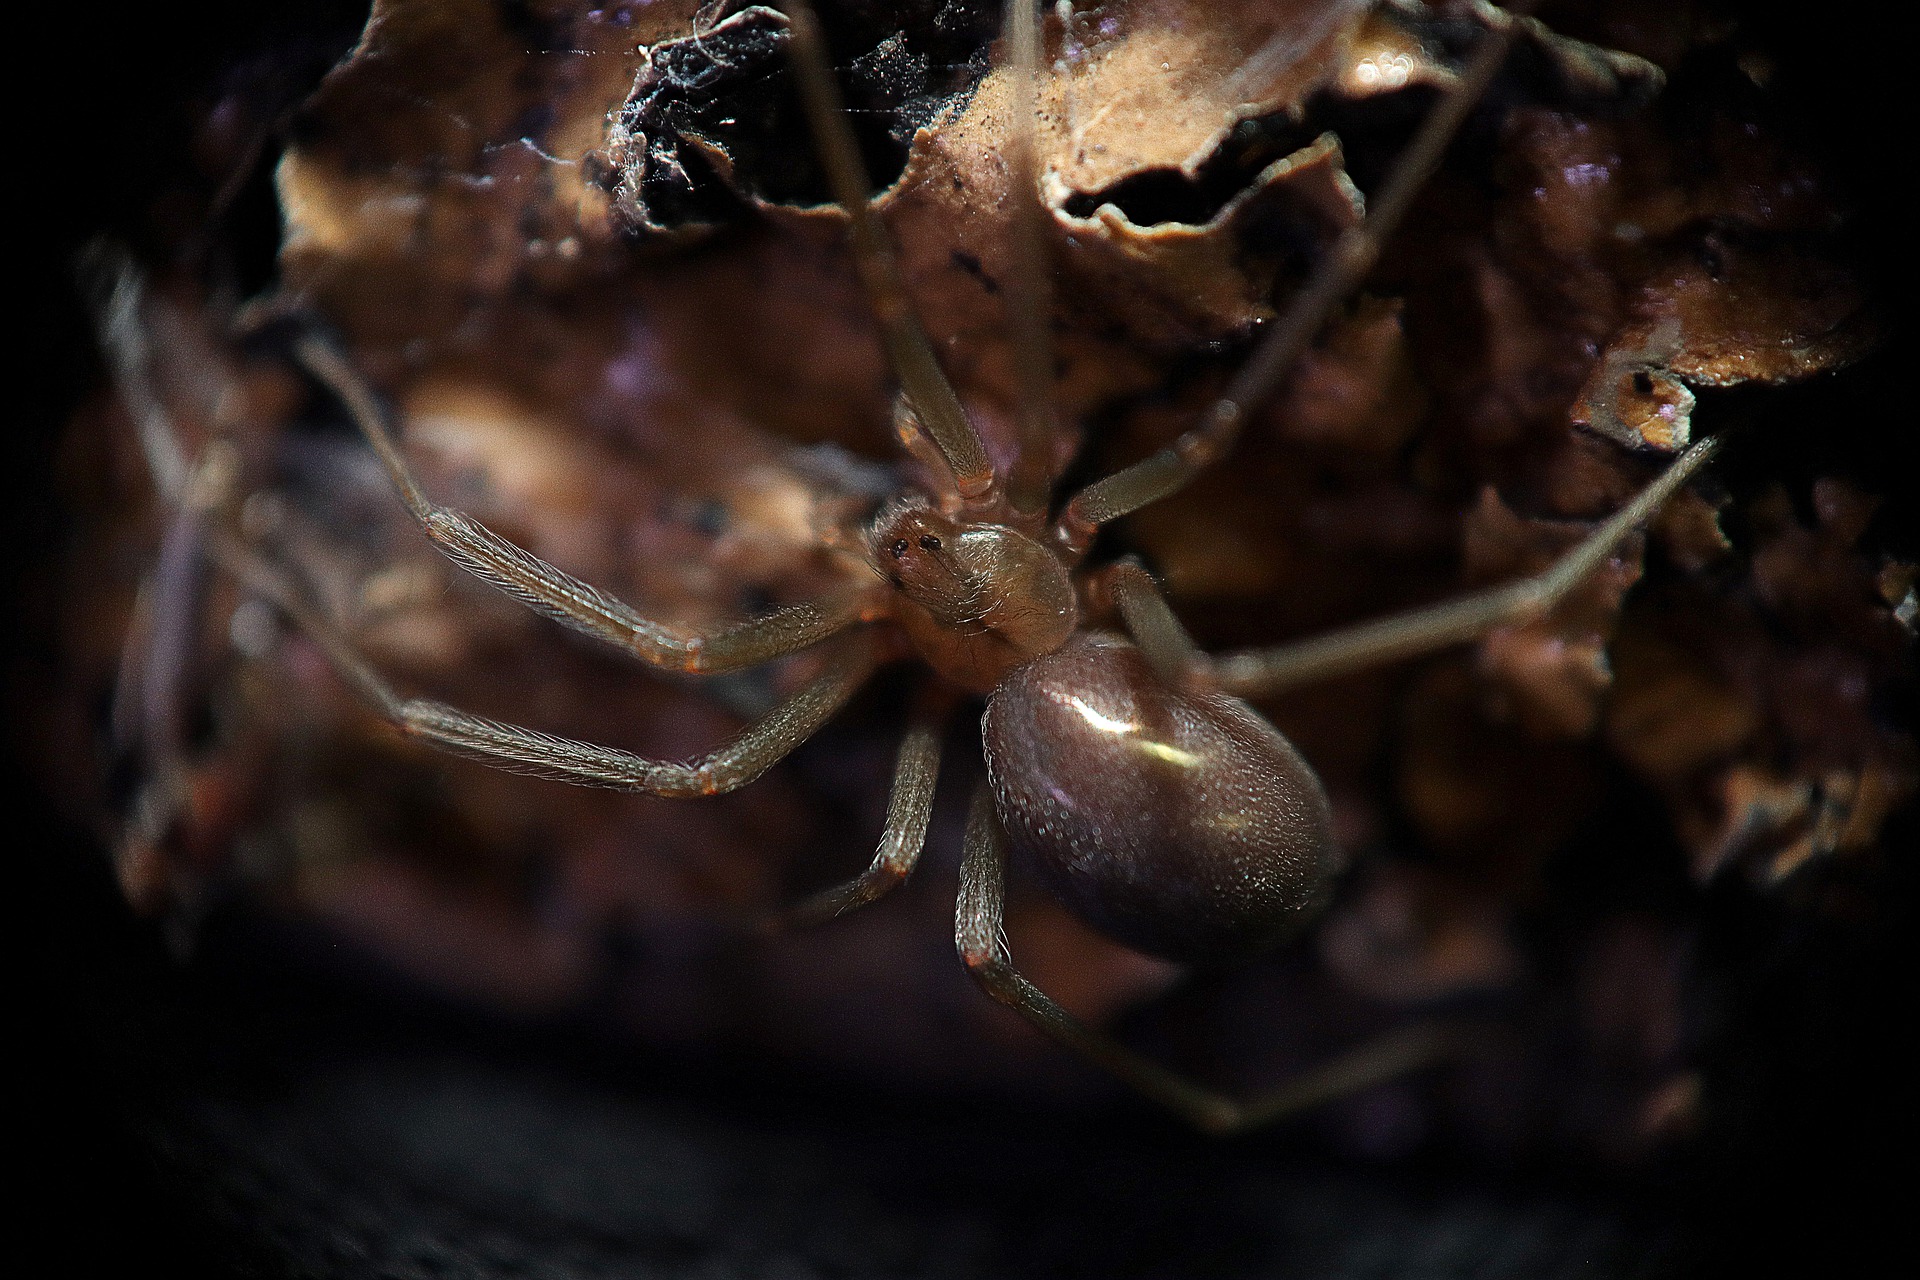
[1209,433,1724,696]
[86,250,247,889]
[86,251,225,764]
[1096,434,1723,698]
[956,785,1457,1134]
[775,0,995,502]
[1000,0,1056,515]
[292,333,872,675]
[1054,1,1536,553]
[98,499,213,899]
[1099,557,1205,684]
[113,498,216,851]
[209,530,879,798]
[86,245,196,503]
[780,683,954,927]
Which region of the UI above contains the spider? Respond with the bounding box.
[119,0,1721,1133]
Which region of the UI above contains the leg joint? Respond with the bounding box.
[957,939,1011,984]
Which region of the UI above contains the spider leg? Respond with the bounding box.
[1208,434,1722,698]
[774,0,994,501]
[779,684,950,928]
[293,333,870,676]
[81,243,193,502]
[1053,4,1532,552]
[86,247,225,773]
[104,498,216,907]
[85,245,249,899]
[1000,0,1056,515]
[955,787,1452,1134]
[113,502,211,804]
[211,532,878,798]
[1098,557,1203,686]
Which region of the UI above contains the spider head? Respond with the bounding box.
[869,499,1078,693]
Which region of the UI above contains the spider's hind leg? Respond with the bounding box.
[954,787,1452,1135]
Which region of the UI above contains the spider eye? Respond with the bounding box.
[917,534,942,552]
[890,539,909,558]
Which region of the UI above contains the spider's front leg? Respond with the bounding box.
[293,333,874,676]
[212,534,878,798]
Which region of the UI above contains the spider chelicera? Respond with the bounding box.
[135,0,1719,1132]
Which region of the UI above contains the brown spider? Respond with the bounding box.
[132,0,1719,1133]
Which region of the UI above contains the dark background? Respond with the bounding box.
[10,2,1914,1276]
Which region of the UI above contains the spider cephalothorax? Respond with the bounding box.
[867,495,1077,693]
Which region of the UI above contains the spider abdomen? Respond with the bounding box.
[982,633,1338,964]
